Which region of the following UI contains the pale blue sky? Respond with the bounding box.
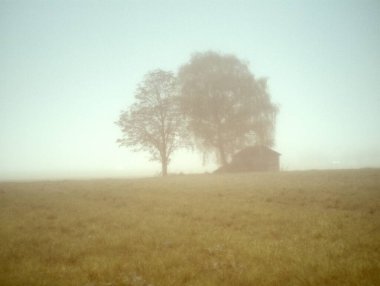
[1,0,379,180]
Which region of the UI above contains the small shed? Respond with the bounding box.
[215,145,280,173]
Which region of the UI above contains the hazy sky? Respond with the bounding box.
[1,0,379,180]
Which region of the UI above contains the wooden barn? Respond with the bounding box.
[215,145,280,173]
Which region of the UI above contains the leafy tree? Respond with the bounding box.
[178,51,278,166]
[116,70,185,176]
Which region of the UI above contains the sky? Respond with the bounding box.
[1,0,379,180]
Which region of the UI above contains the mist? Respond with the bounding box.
[1,0,380,180]
[1,1,380,284]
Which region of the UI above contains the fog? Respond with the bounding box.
[1,0,380,180]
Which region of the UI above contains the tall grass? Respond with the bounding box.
[0,169,379,285]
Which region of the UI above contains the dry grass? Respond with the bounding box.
[0,169,379,285]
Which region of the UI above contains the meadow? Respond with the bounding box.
[0,169,379,286]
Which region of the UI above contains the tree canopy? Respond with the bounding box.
[178,51,278,166]
[116,70,185,176]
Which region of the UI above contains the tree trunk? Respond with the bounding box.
[161,159,168,176]
[216,123,227,166]
[219,144,227,166]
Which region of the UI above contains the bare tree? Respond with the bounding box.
[116,70,185,176]
[178,51,278,166]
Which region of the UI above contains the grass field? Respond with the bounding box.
[0,169,379,285]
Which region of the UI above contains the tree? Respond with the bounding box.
[178,51,278,166]
[116,70,185,176]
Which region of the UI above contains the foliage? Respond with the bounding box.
[116,70,186,176]
[178,51,278,165]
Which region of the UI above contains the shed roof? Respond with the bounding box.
[233,145,281,158]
